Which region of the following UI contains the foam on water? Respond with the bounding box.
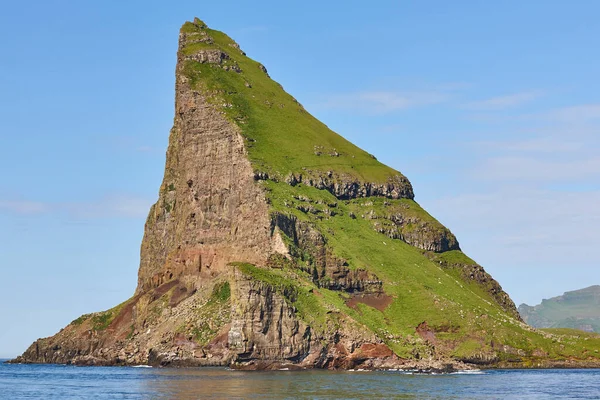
[451,369,485,375]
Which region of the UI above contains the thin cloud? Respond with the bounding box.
[0,195,152,219]
[65,195,153,219]
[432,187,600,250]
[473,137,584,153]
[463,91,543,111]
[470,155,600,182]
[0,200,49,215]
[316,90,450,114]
[427,184,600,305]
[546,104,600,123]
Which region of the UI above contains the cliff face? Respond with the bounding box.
[11,18,600,370]
[136,40,282,294]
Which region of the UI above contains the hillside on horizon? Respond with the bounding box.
[519,286,600,333]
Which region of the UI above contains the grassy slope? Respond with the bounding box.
[181,21,400,183]
[180,19,600,363]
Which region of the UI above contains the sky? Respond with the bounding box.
[0,0,598,358]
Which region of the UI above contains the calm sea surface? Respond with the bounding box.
[1,360,599,399]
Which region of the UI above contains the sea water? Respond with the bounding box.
[1,360,599,399]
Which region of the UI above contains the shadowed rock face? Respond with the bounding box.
[12,18,598,371]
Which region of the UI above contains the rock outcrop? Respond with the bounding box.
[367,203,460,252]
[271,212,383,293]
[285,172,414,201]
[10,17,600,370]
[228,268,312,364]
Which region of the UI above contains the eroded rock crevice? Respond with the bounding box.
[270,212,383,293]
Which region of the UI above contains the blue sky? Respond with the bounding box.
[1,0,598,358]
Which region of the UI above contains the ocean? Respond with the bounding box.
[1,360,599,399]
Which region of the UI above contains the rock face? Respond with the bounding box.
[271,212,383,293]
[11,18,600,370]
[228,268,312,363]
[365,201,460,253]
[285,172,415,201]
[136,47,282,294]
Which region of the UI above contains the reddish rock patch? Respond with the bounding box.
[108,293,143,340]
[169,283,195,307]
[173,332,197,347]
[151,279,180,301]
[355,343,394,358]
[334,342,349,356]
[201,324,231,359]
[207,324,230,347]
[346,293,393,311]
[416,321,437,344]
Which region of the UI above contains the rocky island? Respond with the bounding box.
[10,18,600,371]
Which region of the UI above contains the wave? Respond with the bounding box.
[451,370,485,375]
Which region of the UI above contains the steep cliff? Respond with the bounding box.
[10,18,600,370]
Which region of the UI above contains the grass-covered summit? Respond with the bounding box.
[179,18,412,196]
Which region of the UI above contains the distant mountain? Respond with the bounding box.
[519,286,600,333]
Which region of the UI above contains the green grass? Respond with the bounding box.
[452,339,489,359]
[210,281,231,303]
[71,314,90,326]
[70,298,130,331]
[179,21,403,184]
[257,180,600,360]
[541,328,600,338]
[186,280,232,345]
[176,19,600,364]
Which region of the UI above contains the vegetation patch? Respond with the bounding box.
[210,281,231,304]
[180,281,232,346]
[87,299,130,331]
[71,314,90,326]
